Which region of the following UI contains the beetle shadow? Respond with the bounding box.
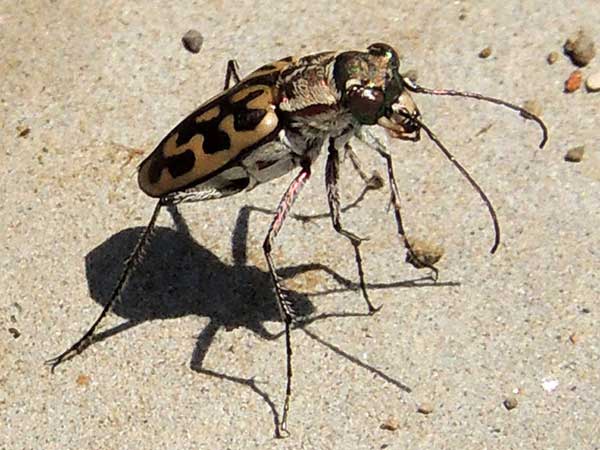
[83,190,455,433]
[86,201,320,429]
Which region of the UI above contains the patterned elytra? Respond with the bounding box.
[138,75,286,198]
[163,149,196,179]
[138,55,303,198]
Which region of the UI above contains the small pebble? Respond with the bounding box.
[16,125,30,138]
[76,374,91,386]
[406,238,444,269]
[380,416,400,431]
[547,51,559,65]
[542,379,559,392]
[8,327,21,339]
[503,397,518,410]
[181,29,204,54]
[564,146,584,162]
[569,332,579,344]
[417,402,434,415]
[521,99,542,118]
[564,70,583,93]
[478,46,492,59]
[586,71,600,92]
[564,30,596,67]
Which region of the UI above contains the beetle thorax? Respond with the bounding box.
[277,55,356,139]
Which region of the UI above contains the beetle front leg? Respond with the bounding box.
[356,128,439,280]
[326,138,380,313]
[263,163,311,437]
[344,143,384,191]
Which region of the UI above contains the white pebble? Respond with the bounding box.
[542,379,559,392]
[586,72,600,92]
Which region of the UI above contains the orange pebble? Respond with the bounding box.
[565,70,583,92]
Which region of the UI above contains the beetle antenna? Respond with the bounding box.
[404,113,501,254]
[402,78,548,149]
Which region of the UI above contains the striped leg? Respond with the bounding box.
[263,163,311,437]
[47,200,163,369]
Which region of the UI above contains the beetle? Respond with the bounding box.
[48,43,547,436]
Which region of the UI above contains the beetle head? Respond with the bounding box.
[335,43,421,140]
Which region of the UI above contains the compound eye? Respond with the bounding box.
[346,86,385,125]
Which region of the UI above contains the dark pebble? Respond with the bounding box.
[182,29,204,54]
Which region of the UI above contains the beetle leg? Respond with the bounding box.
[46,200,164,370]
[327,138,380,313]
[356,128,439,280]
[224,59,241,90]
[344,143,384,191]
[263,163,311,437]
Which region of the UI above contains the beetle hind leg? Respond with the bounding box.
[224,59,242,90]
[46,200,164,370]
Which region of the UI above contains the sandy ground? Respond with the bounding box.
[1,1,599,449]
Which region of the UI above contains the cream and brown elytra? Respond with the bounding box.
[48,43,548,437]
